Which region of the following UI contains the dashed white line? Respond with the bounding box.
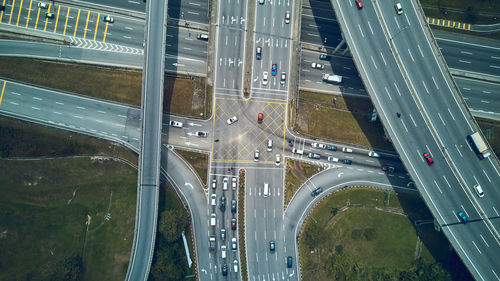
[447,108,456,121]
[33,97,42,100]
[437,113,445,125]
[31,106,40,110]
[417,44,424,58]
[380,52,387,66]
[10,92,20,96]
[408,49,415,62]
[73,115,83,119]
[118,114,126,118]
[9,101,19,105]
[433,180,443,194]
[97,110,107,114]
[367,21,374,35]
[479,234,489,247]
[56,101,64,105]
[459,60,471,64]
[370,56,377,69]
[460,51,472,55]
[76,106,86,110]
[489,65,500,69]
[471,241,482,254]
[431,76,439,89]
[422,80,429,94]
[358,24,364,38]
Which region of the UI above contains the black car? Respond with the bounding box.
[287,256,293,268]
[342,159,352,165]
[270,240,275,253]
[220,196,226,212]
[327,145,337,151]
[382,165,395,173]
[231,199,237,214]
[222,264,228,276]
[0,5,5,11]
[311,187,323,197]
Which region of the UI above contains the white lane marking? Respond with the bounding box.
[31,107,40,110]
[358,24,364,38]
[437,113,445,125]
[447,108,456,121]
[380,52,387,66]
[417,44,424,57]
[125,26,133,30]
[455,144,463,158]
[118,114,126,118]
[73,115,83,119]
[370,56,377,69]
[95,119,103,123]
[33,97,42,100]
[442,176,452,189]
[409,114,417,127]
[463,87,471,91]
[422,80,429,94]
[493,206,499,216]
[368,21,374,35]
[480,234,489,247]
[56,101,64,105]
[97,110,107,114]
[489,65,500,69]
[123,36,132,39]
[76,106,86,110]
[482,91,491,94]
[433,180,443,194]
[480,100,490,103]
[471,241,482,255]
[482,170,491,183]
[384,87,392,101]
[459,60,471,64]
[9,101,19,105]
[401,119,408,132]
[460,51,472,55]
[431,76,439,89]
[491,56,500,60]
[11,92,21,95]
[408,49,415,62]
[394,83,402,96]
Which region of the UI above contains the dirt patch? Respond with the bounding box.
[284,159,325,208]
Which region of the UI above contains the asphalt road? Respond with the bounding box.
[331,1,500,281]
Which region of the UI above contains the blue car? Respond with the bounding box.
[458,211,468,224]
[272,62,277,76]
[327,145,337,151]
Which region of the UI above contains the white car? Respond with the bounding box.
[38,2,49,8]
[169,120,183,128]
[262,72,269,86]
[231,237,237,251]
[223,177,229,190]
[231,177,237,190]
[368,151,381,158]
[221,245,227,259]
[254,150,260,162]
[327,156,339,162]
[197,33,208,40]
[292,148,304,155]
[284,11,290,24]
[227,116,238,125]
[395,3,403,15]
[233,260,239,273]
[311,142,326,149]
[275,154,281,166]
[311,62,324,69]
[280,72,286,85]
[211,194,217,206]
[195,131,208,137]
[211,178,217,189]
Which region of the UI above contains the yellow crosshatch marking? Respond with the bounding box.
[53,5,61,32]
[8,0,15,24]
[212,97,287,162]
[25,0,32,27]
[16,0,23,26]
[63,7,70,35]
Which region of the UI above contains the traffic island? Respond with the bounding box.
[298,187,473,281]
[237,169,248,281]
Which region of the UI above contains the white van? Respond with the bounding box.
[221,245,227,259]
[267,139,273,152]
[342,147,353,153]
[211,194,216,206]
[292,148,304,155]
[473,184,484,198]
[327,156,339,162]
[263,183,269,197]
[210,214,216,226]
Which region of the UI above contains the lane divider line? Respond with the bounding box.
[15,0,23,26]
[0,81,6,106]
[25,0,32,27]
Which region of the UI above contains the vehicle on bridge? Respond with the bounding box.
[355,0,363,9]
[423,152,434,166]
[467,131,491,159]
[395,2,403,14]
[458,211,469,224]
[197,33,208,40]
[322,73,342,83]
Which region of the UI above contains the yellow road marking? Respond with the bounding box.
[0,0,6,23]
[452,21,455,28]
[73,9,80,37]
[93,12,100,40]
[447,20,450,27]
[63,7,70,35]
[34,7,40,29]
[43,3,50,31]
[83,10,89,39]
[8,0,15,24]
[432,18,435,24]
[16,0,23,25]
[437,19,440,25]
[103,21,109,42]
[0,81,6,106]
[53,5,60,32]
[25,0,32,27]
[426,17,429,23]
[468,24,471,30]
[458,23,461,28]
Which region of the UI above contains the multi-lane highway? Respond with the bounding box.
[329,1,499,281]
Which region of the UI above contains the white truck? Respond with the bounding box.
[322,73,342,83]
[467,131,491,159]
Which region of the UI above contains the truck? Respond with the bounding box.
[467,131,491,159]
[209,236,216,252]
[322,73,342,83]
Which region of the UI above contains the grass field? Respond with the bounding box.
[299,188,473,281]
[0,58,210,118]
[284,159,324,208]
[0,157,137,281]
[295,91,394,151]
[0,116,138,164]
[175,148,209,185]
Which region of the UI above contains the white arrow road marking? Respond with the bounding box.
[337,172,344,177]
[185,182,193,189]
[185,142,199,146]
[188,122,201,127]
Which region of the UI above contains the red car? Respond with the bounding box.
[423,152,434,166]
[355,0,363,9]
[257,113,263,124]
[231,218,237,230]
